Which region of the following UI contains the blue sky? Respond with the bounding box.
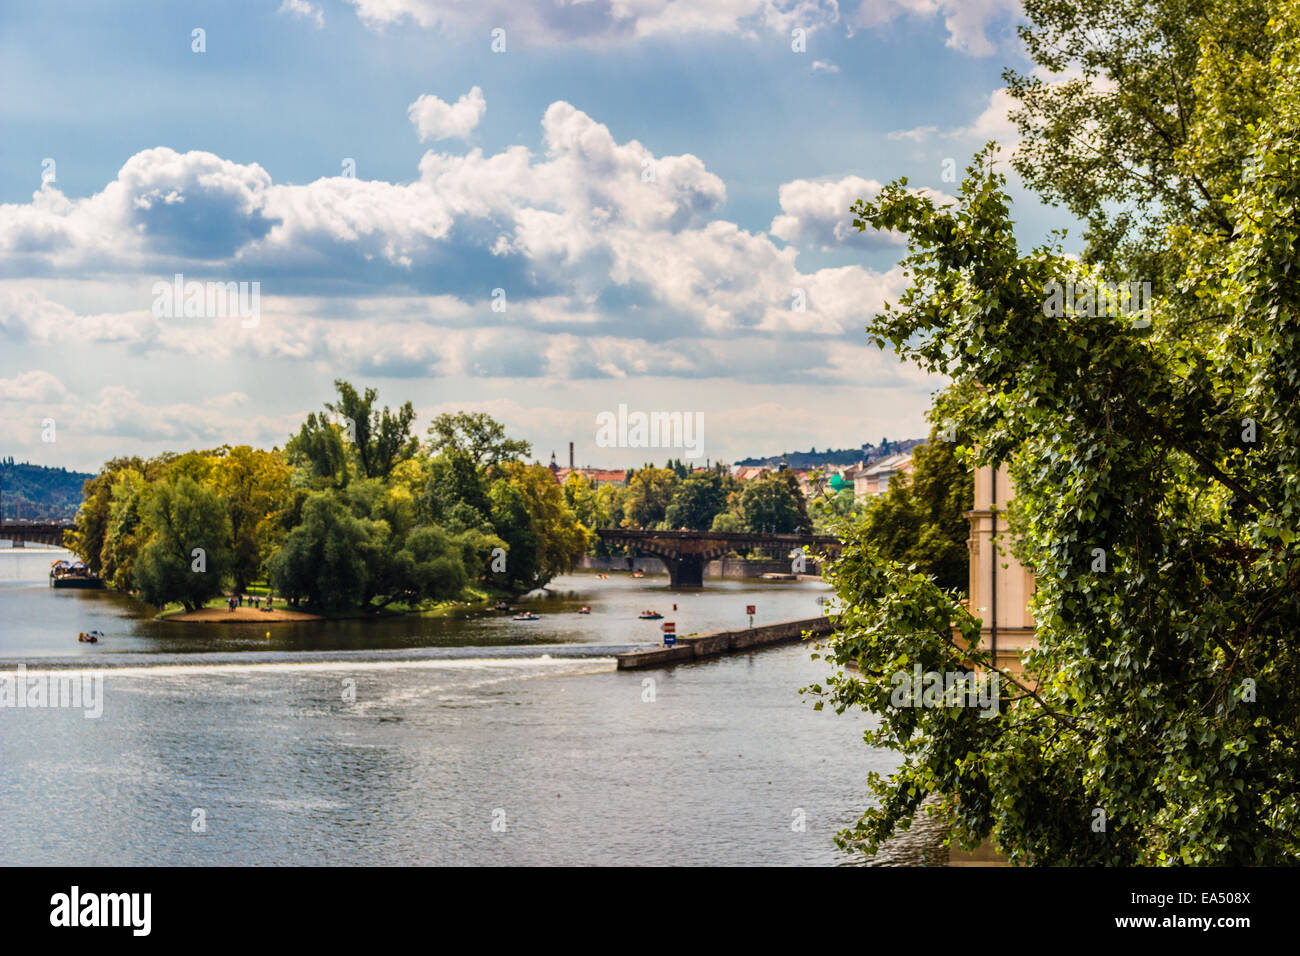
[0,0,1071,472]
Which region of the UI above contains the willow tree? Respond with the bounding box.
[811,0,1300,864]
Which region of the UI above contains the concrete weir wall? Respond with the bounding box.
[616,615,835,670]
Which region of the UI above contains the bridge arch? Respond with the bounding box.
[594,529,840,588]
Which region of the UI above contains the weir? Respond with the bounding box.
[615,615,835,669]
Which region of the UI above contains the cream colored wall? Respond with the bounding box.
[966,463,1036,670]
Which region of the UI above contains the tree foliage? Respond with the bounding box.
[267,491,382,611]
[489,462,590,592]
[620,467,679,529]
[326,380,418,480]
[426,411,531,469]
[133,477,233,611]
[857,428,973,593]
[664,471,731,530]
[740,471,810,534]
[813,0,1300,864]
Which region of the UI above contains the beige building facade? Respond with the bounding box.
[964,464,1036,673]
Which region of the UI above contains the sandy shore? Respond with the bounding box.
[165,606,322,623]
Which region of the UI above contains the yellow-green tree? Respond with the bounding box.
[206,446,292,592]
[490,462,590,591]
[134,477,233,611]
[619,467,678,529]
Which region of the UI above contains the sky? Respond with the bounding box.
[0,0,1072,473]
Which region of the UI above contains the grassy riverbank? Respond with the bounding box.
[153,583,512,623]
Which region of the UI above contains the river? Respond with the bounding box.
[0,547,895,865]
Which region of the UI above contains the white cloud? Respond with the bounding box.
[0,370,302,465]
[0,369,68,402]
[278,0,324,29]
[407,87,487,142]
[952,86,1019,145]
[811,59,839,73]
[887,125,938,142]
[853,0,1020,57]
[771,175,954,249]
[347,0,841,42]
[0,101,916,392]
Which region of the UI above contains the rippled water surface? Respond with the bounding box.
[1,548,893,864]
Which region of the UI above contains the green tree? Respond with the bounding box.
[563,475,625,555]
[133,477,233,611]
[99,469,149,591]
[857,429,973,593]
[488,478,542,591]
[664,471,730,530]
[268,490,383,611]
[285,413,350,487]
[67,456,167,576]
[367,524,472,608]
[814,0,1300,865]
[593,482,625,530]
[1004,0,1273,281]
[426,411,531,469]
[709,510,743,533]
[739,472,807,534]
[620,467,679,528]
[422,451,494,533]
[207,446,291,592]
[810,486,858,533]
[326,380,419,480]
[561,471,598,527]
[489,462,590,592]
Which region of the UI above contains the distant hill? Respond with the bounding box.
[734,437,925,469]
[0,459,92,521]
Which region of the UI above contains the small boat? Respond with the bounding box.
[495,601,510,611]
[513,612,540,621]
[77,629,104,644]
[632,571,644,578]
[638,611,663,620]
[577,606,591,615]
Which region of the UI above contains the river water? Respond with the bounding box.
[0,547,894,865]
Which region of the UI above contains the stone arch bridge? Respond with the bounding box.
[0,522,69,547]
[594,528,842,587]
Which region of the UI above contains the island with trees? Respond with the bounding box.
[64,384,589,616]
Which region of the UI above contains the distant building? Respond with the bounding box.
[853,452,915,500]
[964,463,1036,675]
[555,467,627,486]
[549,441,626,486]
[792,468,825,499]
[732,465,769,482]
